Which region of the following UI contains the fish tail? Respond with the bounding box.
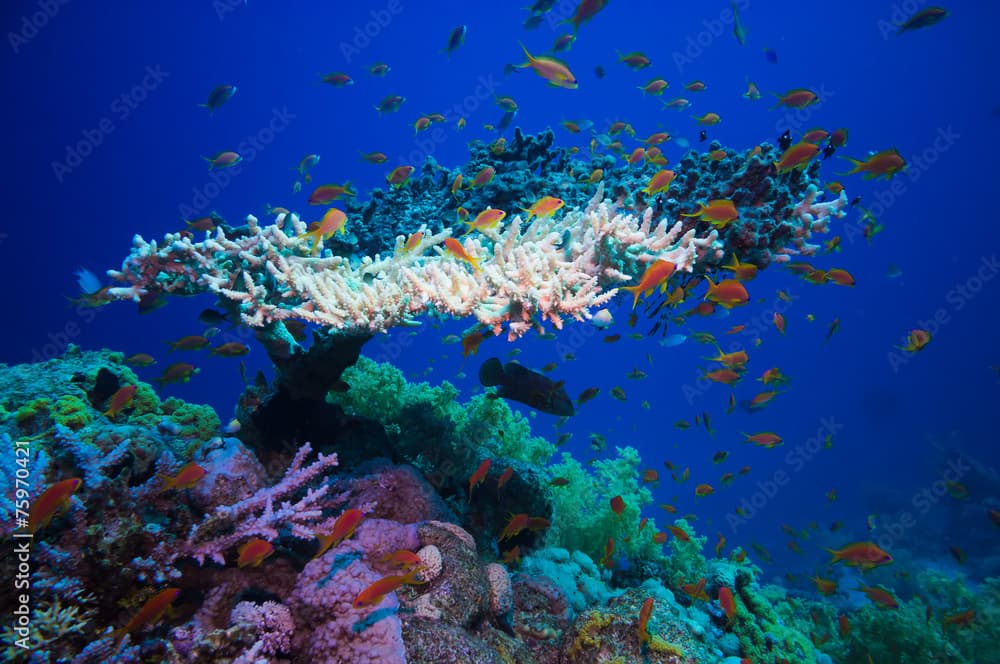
[824,547,841,564]
[517,41,533,65]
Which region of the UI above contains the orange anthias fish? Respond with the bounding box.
[680,577,710,601]
[598,537,616,568]
[666,525,691,542]
[775,141,820,173]
[563,0,609,32]
[810,575,838,595]
[825,268,856,286]
[299,207,347,254]
[468,459,492,502]
[464,208,506,234]
[237,538,274,568]
[112,588,180,641]
[840,148,907,180]
[159,462,206,492]
[104,384,138,418]
[468,166,496,189]
[29,478,82,533]
[898,329,931,353]
[743,432,783,448]
[641,169,675,196]
[858,584,899,609]
[353,568,426,609]
[722,255,757,281]
[516,42,578,88]
[770,88,819,110]
[521,196,565,220]
[379,549,423,571]
[610,495,626,516]
[826,542,893,570]
[942,609,975,629]
[444,237,482,271]
[497,466,514,498]
[386,165,415,187]
[314,508,366,559]
[681,200,738,228]
[638,597,654,644]
[695,483,714,497]
[704,368,742,386]
[308,182,357,205]
[719,587,736,622]
[403,231,424,254]
[499,513,530,541]
[704,277,749,308]
[622,260,677,309]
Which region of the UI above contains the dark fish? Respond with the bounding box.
[200,84,237,114]
[479,357,574,416]
[822,143,837,160]
[137,291,167,314]
[444,25,467,55]
[778,129,792,151]
[523,14,544,29]
[897,7,948,34]
[594,65,606,79]
[850,195,862,208]
[198,308,229,325]
[498,110,516,133]
[762,46,778,64]
[699,129,708,142]
[527,0,557,12]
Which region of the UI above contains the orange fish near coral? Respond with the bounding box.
[159,462,206,492]
[719,587,736,622]
[743,432,783,448]
[642,169,675,196]
[104,384,138,418]
[621,260,676,309]
[464,208,506,234]
[468,459,492,502]
[681,200,738,228]
[771,88,819,110]
[237,538,274,568]
[610,495,626,516]
[29,478,82,533]
[444,237,481,271]
[112,588,180,642]
[314,508,366,559]
[521,196,564,220]
[704,277,749,308]
[638,597,654,644]
[826,542,893,570]
[775,141,820,173]
[353,568,426,609]
[299,207,347,253]
[499,513,530,541]
[858,584,899,609]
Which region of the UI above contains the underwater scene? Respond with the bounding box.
[2,1,999,662]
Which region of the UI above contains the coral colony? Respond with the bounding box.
[6,127,992,664]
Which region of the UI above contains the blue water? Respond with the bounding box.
[4,0,999,585]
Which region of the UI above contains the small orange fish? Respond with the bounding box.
[610,495,626,516]
[775,141,820,173]
[743,432,783,448]
[379,549,423,570]
[858,584,899,609]
[704,277,749,308]
[520,196,564,220]
[641,169,675,195]
[29,478,82,533]
[810,576,838,595]
[722,255,757,281]
[773,312,786,334]
[499,513,529,541]
[638,597,654,644]
[599,537,616,568]
[104,384,138,418]
[666,525,691,542]
[314,508,366,559]
[826,542,893,570]
[403,231,424,254]
[444,237,481,271]
[680,200,738,228]
[464,208,506,234]
[771,88,819,110]
[692,112,721,126]
[825,268,856,286]
[468,459,492,502]
[719,586,736,622]
[622,260,676,309]
[112,588,180,641]
[159,462,206,492]
[353,568,426,609]
[237,538,274,568]
[497,466,514,498]
[680,577,709,601]
[515,42,577,89]
[695,483,714,497]
[386,165,415,186]
[840,148,906,180]
[299,208,347,253]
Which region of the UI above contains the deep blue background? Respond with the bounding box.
[2,1,998,585]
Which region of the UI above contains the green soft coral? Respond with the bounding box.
[328,356,554,466]
[545,447,659,564]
